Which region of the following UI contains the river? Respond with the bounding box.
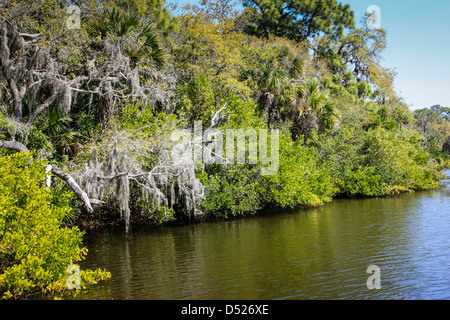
[77,171,450,300]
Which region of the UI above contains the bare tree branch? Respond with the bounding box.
[0,140,99,214]
[49,165,94,214]
[0,139,29,152]
[18,33,42,38]
[202,102,229,140]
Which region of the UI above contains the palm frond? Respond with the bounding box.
[86,9,166,69]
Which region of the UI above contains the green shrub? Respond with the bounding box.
[176,74,216,125]
[337,166,389,197]
[200,164,264,217]
[200,131,337,216]
[0,151,110,299]
[315,126,442,197]
[263,132,336,208]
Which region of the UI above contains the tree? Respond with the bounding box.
[243,63,291,128]
[0,1,170,138]
[40,104,83,157]
[414,108,440,135]
[412,106,450,155]
[242,0,354,42]
[176,74,215,125]
[325,23,387,82]
[104,0,177,33]
[171,12,252,98]
[288,80,337,141]
[312,13,397,107]
[200,0,241,23]
[430,105,450,122]
[87,8,166,68]
[0,2,87,126]
[263,132,335,208]
[71,103,230,232]
[0,138,103,214]
[200,164,264,217]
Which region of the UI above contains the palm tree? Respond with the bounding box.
[244,63,292,128]
[86,8,167,127]
[41,104,83,156]
[289,80,338,141]
[88,8,166,68]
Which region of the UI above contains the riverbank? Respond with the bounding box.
[74,173,448,233]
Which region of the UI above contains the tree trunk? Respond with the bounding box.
[7,78,25,123]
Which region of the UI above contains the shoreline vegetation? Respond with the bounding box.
[1,0,449,299]
[74,174,448,232]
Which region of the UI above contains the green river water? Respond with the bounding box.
[77,171,450,300]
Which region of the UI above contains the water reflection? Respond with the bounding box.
[78,173,450,300]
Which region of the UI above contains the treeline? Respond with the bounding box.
[0,0,449,299]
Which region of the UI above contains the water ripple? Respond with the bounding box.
[79,178,450,300]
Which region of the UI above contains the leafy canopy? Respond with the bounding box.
[242,0,355,42]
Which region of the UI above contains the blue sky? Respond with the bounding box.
[343,0,450,110]
[172,0,450,110]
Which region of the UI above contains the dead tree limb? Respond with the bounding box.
[202,103,229,140]
[0,140,30,152]
[0,140,100,213]
[49,165,94,214]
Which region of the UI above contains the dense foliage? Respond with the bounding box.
[242,0,354,42]
[0,152,110,299]
[0,0,448,299]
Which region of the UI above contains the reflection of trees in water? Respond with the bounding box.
[79,186,449,299]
